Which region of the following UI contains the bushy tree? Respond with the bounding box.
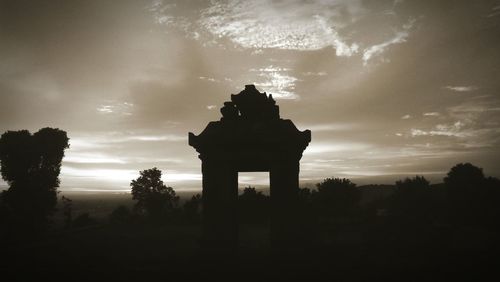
[0,128,69,234]
[130,168,179,220]
[396,175,430,191]
[313,178,360,219]
[444,163,492,226]
[389,176,433,224]
[238,187,269,224]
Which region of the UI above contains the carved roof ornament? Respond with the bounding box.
[189,84,311,156]
[221,84,280,121]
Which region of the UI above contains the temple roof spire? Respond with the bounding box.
[219,84,280,121]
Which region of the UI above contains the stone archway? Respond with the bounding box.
[189,85,311,251]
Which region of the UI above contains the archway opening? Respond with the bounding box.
[237,172,270,251]
[238,172,270,195]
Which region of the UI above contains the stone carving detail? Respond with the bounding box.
[227,84,280,121]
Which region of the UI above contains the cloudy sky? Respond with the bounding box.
[1,0,500,192]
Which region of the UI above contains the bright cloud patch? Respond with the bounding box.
[296,123,357,132]
[64,152,127,164]
[150,0,416,66]
[251,65,298,99]
[199,0,362,55]
[362,31,407,65]
[163,171,202,182]
[304,142,371,155]
[62,166,138,183]
[410,121,469,138]
[97,101,133,116]
[444,86,478,92]
[199,76,219,83]
[70,133,184,146]
[302,71,327,76]
[402,96,500,154]
[362,19,415,65]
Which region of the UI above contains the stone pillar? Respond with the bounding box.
[201,158,238,254]
[269,159,300,250]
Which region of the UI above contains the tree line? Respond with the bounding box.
[110,162,500,233]
[1,128,499,240]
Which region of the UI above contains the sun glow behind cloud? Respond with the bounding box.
[251,65,298,99]
[60,165,202,192]
[238,172,270,188]
[304,142,371,155]
[57,132,200,191]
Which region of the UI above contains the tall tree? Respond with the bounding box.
[0,128,69,233]
[130,167,179,220]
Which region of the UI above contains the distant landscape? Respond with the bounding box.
[54,185,399,225]
[2,1,500,280]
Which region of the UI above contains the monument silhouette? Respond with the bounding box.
[189,85,311,252]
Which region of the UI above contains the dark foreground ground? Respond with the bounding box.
[3,221,500,282]
[2,192,500,281]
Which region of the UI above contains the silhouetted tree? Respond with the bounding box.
[130,167,179,220]
[444,163,486,225]
[183,194,201,223]
[0,128,69,234]
[313,178,360,220]
[445,163,500,227]
[388,176,433,224]
[238,187,269,224]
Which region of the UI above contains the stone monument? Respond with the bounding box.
[189,85,311,251]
